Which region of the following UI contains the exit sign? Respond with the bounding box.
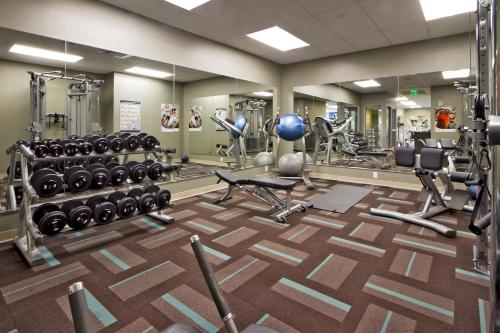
[409,89,418,95]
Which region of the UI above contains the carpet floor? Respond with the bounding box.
[0,178,489,333]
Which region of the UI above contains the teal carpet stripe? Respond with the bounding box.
[288,226,312,241]
[202,245,231,261]
[100,249,130,271]
[405,252,417,277]
[256,313,270,325]
[380,311,393,333]
[186,220,218,233]
[220,258,259,284]
[364,283,454,318]
[142,230,185,246]
[37,246,60,267]
[393,238,455,255]
[478,299,487,333]
[456,268,490,281]
[307,254,333,279]
[253,244,302,263]
[349,223,365,237]
[213,227,245,242]
[84,288,117,327]
[162,293,218,333]
[109,261,169,289]
[279,278,351,312]
[139,218,166,231]
[141,327,155,333]
[330,236,385,253]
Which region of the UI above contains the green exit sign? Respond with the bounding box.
[409,89,418,95]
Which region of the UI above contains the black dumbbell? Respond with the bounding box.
[78,142,93,155]
[144,184,172,209]
[16,139,29,148]
[13,186,23,204]
[49,143,64,157]
[106,135,125,153]
[30,169,63,197]
[108,191,137,219]
[89,156,105,165]
[30,141,50,158]
[86,164,111,189]
[120,133,141,151]
[32,203,67,235]
[68,135,80,141]
[138,133,159,150]
[7,161,32,179]
[143,159,164,180]
[61,200,93,230]
[125,161,146,183]
[33,161,56,172]
[64,166,92,192]
[86,196,117,225]
[106,162,128,186]
[89,135,109,154]
[64,142,79,156]
[128,188,155,213]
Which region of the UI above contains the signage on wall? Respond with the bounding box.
[161,103,180,132]
[189,106,203,132]
[119,100,141,132]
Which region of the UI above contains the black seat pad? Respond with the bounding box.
[248,177,295,190]
[450,171,473,183]
[215,170,249,185]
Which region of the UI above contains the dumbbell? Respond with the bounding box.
[68,135,80,141]
[106,162,128,186]
[61,200,93,230]
[138,133,159,150]
[128,188,155,213]
[30,141,50,158]
[49,142,64,157]
[89,135,109,154]
[86,164,111,189]
[33,161,56,173]
[144,184,172,209]
[106,135,125,153]
[13,186,23,204]
[120,133,141,151]
[125,161,146,183]
[64,166,92,193]
[108,191,137,219]
[32,203,67,235]
[30,169,63,197]
[78,142,93,155]
[7,161,33,179]
[89,156,105,165]
[64,142,79,156]
[143,159,164,181]
[86,196,117,225]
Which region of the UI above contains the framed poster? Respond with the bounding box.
[120,100,141,132]
[161,103,180,132]
[434,106,456,132]
[189,106,203,131]
[214,108,227,131]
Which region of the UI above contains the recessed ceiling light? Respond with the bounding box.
[408,105,422,108]
[247,26,309,52]
[253,91,273,97]
[395,96,408,101]
[164,0,211,10]
[125,67,173,78]
[419,0,476,21]
[9,44,83,63]
[401,100,417,106]
[442,68,470,79]
[353,79,381,88]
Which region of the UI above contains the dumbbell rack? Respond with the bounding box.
[12,144,175,267]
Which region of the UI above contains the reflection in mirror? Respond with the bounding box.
[294,71,476,173]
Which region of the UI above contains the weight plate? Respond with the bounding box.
[14,186,23,204]
[86,196,106,210]
[138,193,155,213]
[93,202,116,225]
[108,165,128,185]
[63,165,85,183]
[119,132,131,139]
[66,169,92,193]
[78,142,93,155]
[125,135,140,151]
[34,144,49,158]
[141,135,158,150]
[67,206,93,230]
[108,191,126,205]
[109,138,125,153]
[38,211,67,235]
[156,189,171,208]
[30,169,62,197]
[49,144,64,157]
[127,188,144,200]
[64,143,78,156]
[147,162,163,180]
[92,138,109,154]
[116,197,137,219]
[144,184,160,195]
[68,135,80,141]
[33,203,60,225]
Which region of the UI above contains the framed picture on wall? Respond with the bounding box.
[434,106,456,132]
[161,103,180,132]
[120,100,141,132]
[189,106,202,131]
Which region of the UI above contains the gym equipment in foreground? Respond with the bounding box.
[210,114,249,167]
[67,236,278,333]
[270,109,314,189]
[215,170,307,223]
[370,147,472,238]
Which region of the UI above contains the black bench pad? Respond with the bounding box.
[215,170,250,185]
[248,177,295,190]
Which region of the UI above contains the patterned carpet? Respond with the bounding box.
[0,178,490,333]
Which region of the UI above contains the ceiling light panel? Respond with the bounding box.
[353,79,381,88]
[401,100,417,106]
[442,69,470,79]
[247,26,309,52]
[164,0,211,10]
[253,91,273,97]
[419,0,476,21]
[125,67,173,78]
[9,44,83,63]
[395,96,408,101]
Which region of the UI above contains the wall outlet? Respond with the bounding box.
[373,171,379,179]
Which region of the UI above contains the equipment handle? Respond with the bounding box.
[68,282,93,333]
[469,212,491,235]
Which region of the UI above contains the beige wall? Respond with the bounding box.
[294,85,361,107]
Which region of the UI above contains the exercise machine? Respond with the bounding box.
[67,235,279,333]
[210,115,248,167]
[312,117,346,165]
[234,99,267,153]
[214,170,307,223]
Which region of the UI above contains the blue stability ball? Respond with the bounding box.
[231,115,247,139]
[276,114,305,141]
[181,155,189,163]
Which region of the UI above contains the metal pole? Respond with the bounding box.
[68,282,93,333]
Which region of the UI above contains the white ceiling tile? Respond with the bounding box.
[294,0,358,15]
[359,0,425,30]
[383,22,430,45]
[282,16,340,44]
[316,4,379,38]
[427,12,474,38]
[285,46,328,62]
[347,31,391,50]
[315,38,356,56]
[232,0,309,25]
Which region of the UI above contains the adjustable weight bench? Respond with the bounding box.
[215,170,307,223]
